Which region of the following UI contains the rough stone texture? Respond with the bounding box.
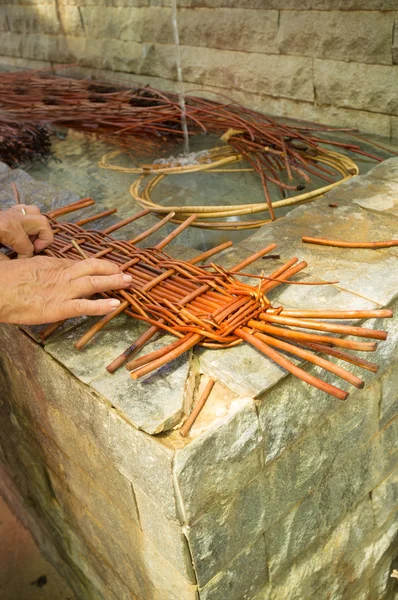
[243,197,398,305]
[174,398,263,523]
[198,535,269,600]
[1,3,396,134]
[314,58,398,115]
[278,10,393,65]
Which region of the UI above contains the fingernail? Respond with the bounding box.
[123,275,133,282]
[109,299,121,307]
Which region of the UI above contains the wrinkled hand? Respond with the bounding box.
[0,204,54,258]
[0,256,132,325]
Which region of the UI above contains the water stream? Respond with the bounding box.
[171,0,190,155]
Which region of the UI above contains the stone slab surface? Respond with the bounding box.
[243,196,398,306]
[44,314,192,434]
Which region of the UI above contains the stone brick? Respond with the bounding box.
[369,544,398,600]
[174,398,263,523]
[0,31,22,57]
[189,0,311,7]
[200,338,296,398]
[372,467,398,528]
[45,312,192,434]
[362,296,398,372]
[243,195,398,306]
[141,45,314,102]
[264,438,380,579]
[325,174,398,219]
[368,157,398,184]
[279,10,393,65]
[177,8,279,55]
[0,324,179,521]
[80,36,143,72]
[254,498,374,600]
[58,5,85,37]
[311,0,398,7]
[134,487,196,582]
[198,535,268,600]
[257,379,381,530]
[186,475,266,586]
[79,6,143,41]
[4,4,61,35]
[314,59,398,115]
[380,365,398,428]
[372,511,398,567]
[310,103,392,137]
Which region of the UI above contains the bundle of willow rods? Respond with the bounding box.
[6,197,391,402]
[0,69,383,226]
[0,118,52,168]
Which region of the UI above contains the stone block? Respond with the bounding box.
[0,6,8,30]
[311,103,392,137]
[242,195,398,306]
[253,498,374,600]
[264,431,382,579]
[44,311,192,434]
[177,8,279,55]
[325,174,398,219]
[0,324,179,521]
[186,475,266,586]
[278,10,392,65]
[5,4,61,35]
[199,339,294,398]
[367,157,398,184]
[141,44,314,102]
[79,6,143,41]
[257,379,381,532]
[0,31,22,57]
[174,397,263,523]
[314,59,398,114]
[372,467,398,528]
[372,511,398,567]
[311,0,398,7]
[369,545,398,600]
[58,5,85,37]
[0,166,80,212]
[189,0,311,7]
[134,487,196,582]
[198,535,269,600]
[362,297,398,373]
[380,365,398,428]
[81,36,143,72]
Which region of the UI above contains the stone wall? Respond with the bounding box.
[0,1,397,136]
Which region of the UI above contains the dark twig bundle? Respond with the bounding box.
[5,197,391,402]
[0,118,53,168]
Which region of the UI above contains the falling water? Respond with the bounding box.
[171,0,190,155]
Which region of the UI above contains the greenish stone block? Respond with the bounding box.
[174,397,264,523]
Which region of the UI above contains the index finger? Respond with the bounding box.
[67,257,121,279]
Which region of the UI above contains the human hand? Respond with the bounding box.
[0,256,132,325]
[0,204,54,258]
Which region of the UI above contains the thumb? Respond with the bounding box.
[6,222,35,259]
